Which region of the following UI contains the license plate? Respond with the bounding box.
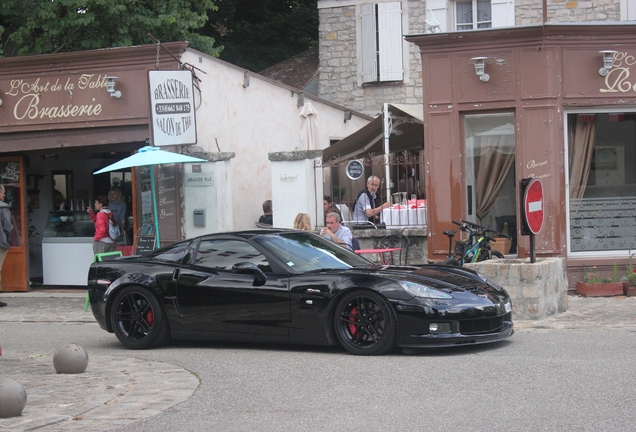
[504,302,512,313]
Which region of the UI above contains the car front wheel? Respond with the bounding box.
[109,286,171,349]
[334,290,397,355]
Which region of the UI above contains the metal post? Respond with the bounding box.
[383,103,391,203]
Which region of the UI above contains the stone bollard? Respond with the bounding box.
[0,377,27,418]
[53,343,89,374]
[466,257,569,320]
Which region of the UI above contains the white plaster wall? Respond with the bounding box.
[182,159,233,237]
[271,158,319,229]
[180,49,371,231]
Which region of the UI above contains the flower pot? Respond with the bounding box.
[491,237,511,255]
[623,284,636,297]
[576,281,624,297]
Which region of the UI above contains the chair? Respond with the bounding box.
[85,251,123,312]
[338,203,378,230]
[376,235,410,265]
[337,204,352,223]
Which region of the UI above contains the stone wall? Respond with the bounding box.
[466,258,569,320]
[516,0,622,25]
[353,227,428,264]
[318,1,425,116]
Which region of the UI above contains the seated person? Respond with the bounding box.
[352,175,391,225]
[320,212,352,249]
[258,199,273,225]
[323,195,341,224]
[293,213,312,231]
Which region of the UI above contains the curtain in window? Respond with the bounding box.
[568,114,597,199]
[475,133,515,220]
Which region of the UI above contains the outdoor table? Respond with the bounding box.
[355,247,402,265]
[381,204,427,229]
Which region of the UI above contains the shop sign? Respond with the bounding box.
[345,160,364,180]
[149,70,197,146]
[601,51,636,94]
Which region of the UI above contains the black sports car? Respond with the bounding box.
[88,229,513,355]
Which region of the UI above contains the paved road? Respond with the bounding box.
[1,291,635,431]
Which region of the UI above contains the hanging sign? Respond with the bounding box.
[149,70,197,146]
[345,160,364,180]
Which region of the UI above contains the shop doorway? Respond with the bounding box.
[464,112,517,254]
[0,157,28,292]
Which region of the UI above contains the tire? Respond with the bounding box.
[476,249,505,262]
[441,257,461,266]
[333,290,397,355]
[109,286,171,349]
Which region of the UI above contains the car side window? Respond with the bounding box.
[194,239,272,273]
[147,242,190,263]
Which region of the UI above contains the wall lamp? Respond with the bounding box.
[104,76,122,98]
[471,57,490,82]
[599,50,618,77]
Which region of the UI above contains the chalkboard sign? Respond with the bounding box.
[135,236,156,255]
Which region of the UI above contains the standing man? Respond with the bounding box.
[321,212,353,249]
[353,175,391,225]
[0,185,14,307]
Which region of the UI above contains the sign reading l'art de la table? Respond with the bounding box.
[149,70,197,146]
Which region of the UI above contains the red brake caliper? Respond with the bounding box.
[348,306,359,336]
[145,309,154,326]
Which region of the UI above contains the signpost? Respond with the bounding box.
[520,178,544,263]
[345,160,364,181]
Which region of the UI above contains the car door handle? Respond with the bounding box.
[172,268,180,280]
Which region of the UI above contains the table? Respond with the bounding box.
[355,248,402,265]
[381,206,427,229]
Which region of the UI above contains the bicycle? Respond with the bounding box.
[441,220,510,266]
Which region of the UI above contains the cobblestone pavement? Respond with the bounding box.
[0,290,635,431]
[0,292,199,431]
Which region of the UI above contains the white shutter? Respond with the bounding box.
[361,3,377,83]
[491,0,515,28]
[426,0,448,32]
[378,2,403,81]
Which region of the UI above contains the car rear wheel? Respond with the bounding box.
[110,286,170,349]
[334,290,396,355]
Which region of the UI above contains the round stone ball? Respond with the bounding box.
[53,343,89,374]
[0,377,27,418]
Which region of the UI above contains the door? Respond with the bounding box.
[0,157,28,291]
[176,238,290,338]
[464,113,517,253]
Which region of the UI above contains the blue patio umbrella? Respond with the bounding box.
[94,146,207,248]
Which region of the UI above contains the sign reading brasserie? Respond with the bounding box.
[148,70,197,146]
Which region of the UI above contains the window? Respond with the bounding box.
[426,0,514,32]
[147,241,190,263]
[456,0,492,30]
[567,112,636,254]
[194,239,272,273]
[361,2,404,83]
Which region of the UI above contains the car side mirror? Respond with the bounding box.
[232,262,267,286]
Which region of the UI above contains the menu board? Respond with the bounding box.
[134,236,156,255]
[155,163,180,243]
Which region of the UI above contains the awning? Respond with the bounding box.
[323,104,424,160]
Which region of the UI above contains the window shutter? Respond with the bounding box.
[361,3,377,83]
[378,2,403,81]
[426,0,449,32]
[491,0,515,28]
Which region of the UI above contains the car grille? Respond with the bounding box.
[459,312,511,335]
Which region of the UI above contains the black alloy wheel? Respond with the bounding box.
[334,290,396,355]
[110,286,171,349]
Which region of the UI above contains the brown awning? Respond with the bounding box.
[323,104,424,160]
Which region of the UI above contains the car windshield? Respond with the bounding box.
[253,232,374,273]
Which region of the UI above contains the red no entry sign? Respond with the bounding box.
[524,178,544,234]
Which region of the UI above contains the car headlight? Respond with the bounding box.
[399,281,452,299]
[478,273,503,291]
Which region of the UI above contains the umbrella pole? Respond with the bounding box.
[150,165,161,249]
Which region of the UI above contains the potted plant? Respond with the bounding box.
[576,264,624,297]
[620,252,636,296]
